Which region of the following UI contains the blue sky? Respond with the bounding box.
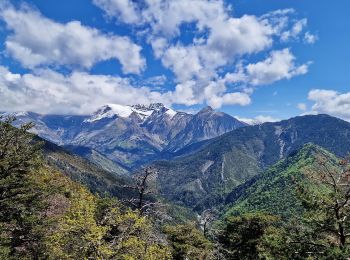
[0,0,349,123]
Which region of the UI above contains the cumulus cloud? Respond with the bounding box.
[307,89,350,121]
[0,65,250,114]
[235,115,280,125]
[244,48,309,86]
[0,4,145,74]
[94,0,312,109]
[222,48,309,86]
[92,0,140,24]
[0,0,315,112]
[0,66,167,114]
[158,13,274,82]
[207,92,251,109]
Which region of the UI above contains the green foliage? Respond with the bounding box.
[163,223,213,260]
[218,213,282,259]
[0,117,172,259]
[0,116,46,259]
[223,144,350,259]
[289,151,350,258]
[225,144,337,219]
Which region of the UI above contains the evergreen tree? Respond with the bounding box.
[218,213,281,259]
[164,223,213,260]
[0,116,45,259]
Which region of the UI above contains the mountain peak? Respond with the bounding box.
[85,103,176,123]
[198,106,214,114]
[131,103,165,111]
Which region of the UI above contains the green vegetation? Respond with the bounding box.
[0,117,172,259]
[154,114,350,211]
[224,143,334,219]
[217,213,285,259]
[221,143,350,258]
[3,115,350,259]
[163,224,213,260]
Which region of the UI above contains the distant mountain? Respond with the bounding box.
[2,103,246,170]
[224,143,339,219]
[165,106,248,152]
[152,114,350,211]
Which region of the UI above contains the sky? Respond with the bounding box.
[0,0,349,123]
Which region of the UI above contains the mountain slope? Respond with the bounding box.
[224,143,339,219]
[3,104,246,170]
[41,139,133,199]
[153,114,350,211]
[165,106,247,152]
[63,145,129,175]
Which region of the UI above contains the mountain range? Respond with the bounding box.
[2,103,246,171]
[152,114,350,211]
[4,106,350,216]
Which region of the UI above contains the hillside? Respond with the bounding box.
[224,143,339,219]
[153,114,350,211]
[40,138,133,199]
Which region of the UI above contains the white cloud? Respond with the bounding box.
[169,80,199,106]
[304,31,318,44]
[223,48,309,86]
[142,0,229,37]
[154,11,276,83]
[308,89,350,121]
[235,115,280,125]
[142,75,167,87]
[0,4,145,74]
[202,80,251,108]
[1,1,315,112]
[162,45,205,82]
[281,18,307,41]
[244,48,309,86]
[297,103,307,111]
[0,66,168,114]
[206,92,251,109]
[94,0,311,109]
[92,0,140,24]
[0,65,251,114]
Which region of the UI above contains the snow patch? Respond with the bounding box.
[85,103,176,123]
[165,108,177,119]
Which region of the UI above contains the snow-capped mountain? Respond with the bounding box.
[3,103,247,170]
[84,103,177,123]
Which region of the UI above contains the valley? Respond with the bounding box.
[2,107,350,259]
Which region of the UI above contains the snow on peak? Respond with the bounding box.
[1,111,29,117]
[85,103,177,123]
[131,103,164,112]
[165,108,177,119]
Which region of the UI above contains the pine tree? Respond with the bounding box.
[0,116,46,258]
